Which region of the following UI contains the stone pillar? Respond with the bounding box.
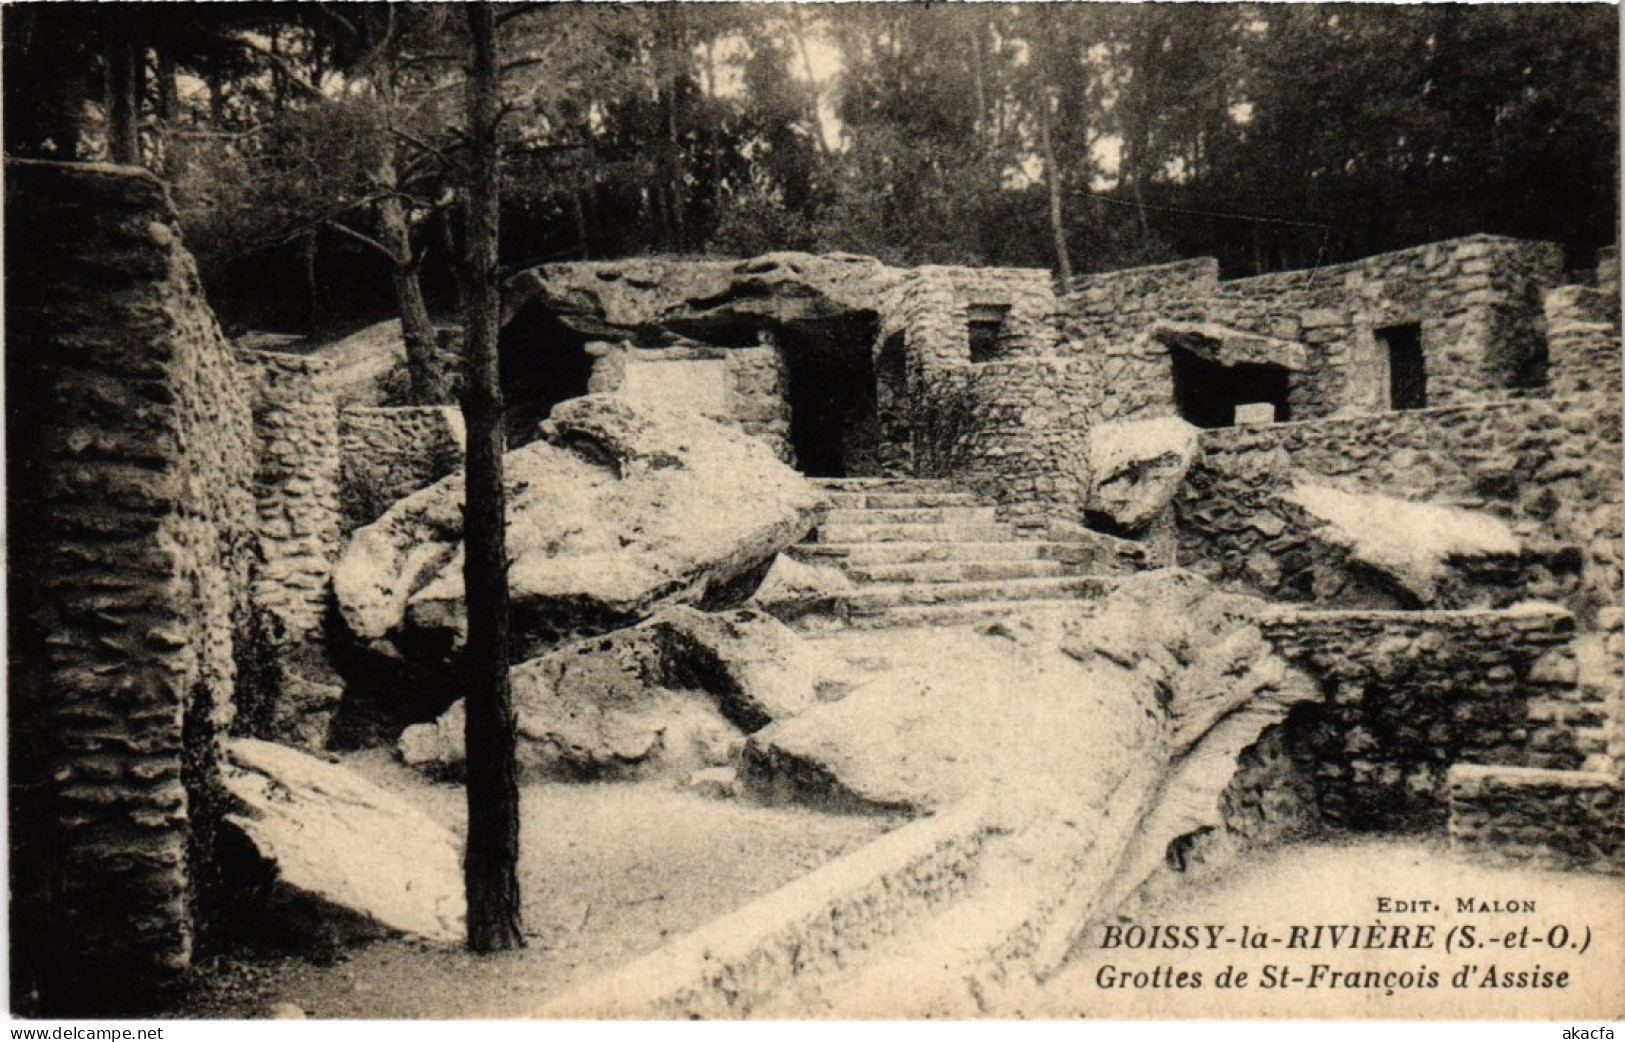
[5,160,257,1012]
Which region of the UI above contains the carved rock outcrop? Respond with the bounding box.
[334,395,824,667]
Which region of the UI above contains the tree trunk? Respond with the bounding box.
[375,134,447,404]
[461,0,525,955]
[105,37,140,165]
[1038,95,1074,285]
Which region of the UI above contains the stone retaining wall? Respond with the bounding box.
[338,406,465,531]
[1447,765,1621,872]
[1059,236,1563,422]
[243,351,343,639]
[1544,285,1622,398]
[5,161,257,1011]
[1260,606,1577,831]
[1176,394,1623,615]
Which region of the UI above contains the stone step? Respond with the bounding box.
[842,576,1114,613]
[790,540,1091,567]
[835,597,1098,630]
[816,521,1019,544]
[821,506,999,527]
[846,559,1084,584]
[824,490,984,510]
[812,478,958,492]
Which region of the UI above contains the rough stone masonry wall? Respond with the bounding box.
[1261,606,1577,832]
[1447,765,1622,872]
[883,268,1100,526]
[880,266,1059,374]
[1544,284,1622,398]
[1176,393,1623,616]
[1059,237,1562,421]
[5,161,257,1010]
[242,351,343,641]
[920,359,1097,529]
[727,342,794,464]
[338,405,466,531]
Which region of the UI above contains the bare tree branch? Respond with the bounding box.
[324,218,396,260]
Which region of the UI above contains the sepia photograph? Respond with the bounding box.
[3,0,1621,1025]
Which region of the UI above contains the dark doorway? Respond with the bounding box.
[1169,346,1293,428]
[499,303,596,445]
[780,315,882,477]
[1379,323,1426,411]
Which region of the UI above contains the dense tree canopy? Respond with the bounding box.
[5,2,1616,335]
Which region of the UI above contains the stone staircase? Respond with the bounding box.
[787,477,1134,630]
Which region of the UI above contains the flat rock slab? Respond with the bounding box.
[1283,481,1521,604]
[334,395,825,665]
[222,739,465,943]
[741,624,1164,815]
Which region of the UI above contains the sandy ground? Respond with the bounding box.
[1032,835,1625,1020]
[180,750,895,1018]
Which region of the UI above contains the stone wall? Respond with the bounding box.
[1260,606,1577,830]
[1058,236,1563,423]
[727,343,794,464]
[916,359,1096,529]
[1176,394,1623,616]
[5,161,257,1011]
[1061,257,1220,353]
[242,351,343,640]
[1447,765,1621,872]
[881,266,1058,374]
[338,406,466,531]
[1545,285,1622,398]
[589,342,797,465]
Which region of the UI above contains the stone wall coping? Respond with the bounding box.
[244,348,336,374]
[1065,256,1221,289]
[1221,232,1564,292]
[535,798,993,1016]
[1448,763,1621,789]
[341,405,463,417]
[1259,604,1574,626]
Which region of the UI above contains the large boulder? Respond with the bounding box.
[740,625,1166,815]
[740,570,1315,815]
[747,553,856,622]
[1281,482,1521,606]
[220,739,465,943]
[334,395,824,666]
[1087,417,1201,533]
[398,606,842,780]
[1057,569,1317,753]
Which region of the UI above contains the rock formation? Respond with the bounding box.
[1282,481,1522,605]
[334,395,825,668]
[398,606,844,781]
[1087,417,1202,533]
[220,739,465,943]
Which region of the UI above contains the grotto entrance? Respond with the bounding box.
[1169,345,1293,428]
[499,302,597,445]
[779,313,884,478]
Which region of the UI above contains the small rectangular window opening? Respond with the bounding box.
[967,304,1011,363]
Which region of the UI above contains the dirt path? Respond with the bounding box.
[181,751,895,1018]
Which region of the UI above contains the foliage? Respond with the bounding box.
[4,2,1616,322]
